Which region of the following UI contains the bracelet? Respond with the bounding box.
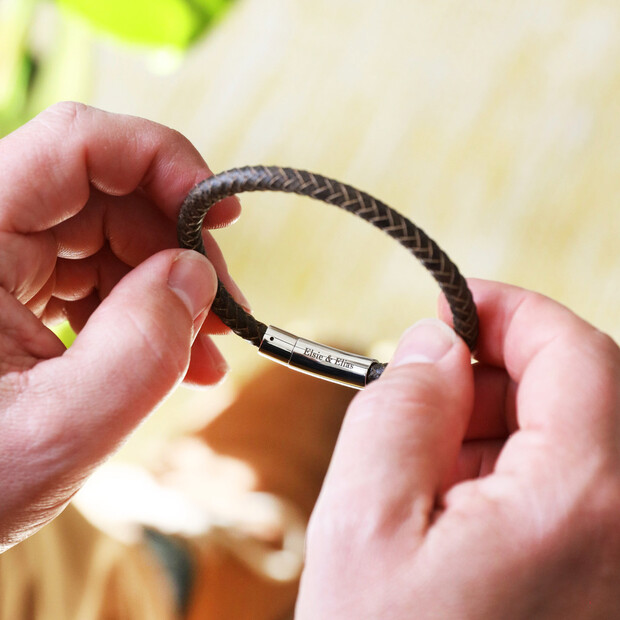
[178,166,478,389]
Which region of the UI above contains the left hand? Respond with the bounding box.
[0,102,243,551]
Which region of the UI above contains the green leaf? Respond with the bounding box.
[56,0,231,49]
[0,0,37,136]
[53,321,77,348]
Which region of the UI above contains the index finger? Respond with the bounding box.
[0,102,240,233]
[439,279,620,442]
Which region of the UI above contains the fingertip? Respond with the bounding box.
[436,291,452,324]
[203,195,242,229]
[184,333,230,387]
[167,250,217,320]
[391,319,459,367]
[202,232,252,311]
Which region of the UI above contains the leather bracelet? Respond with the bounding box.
[178,166,478,389]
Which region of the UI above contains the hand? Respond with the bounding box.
[0,102,244,551]
[297,279,620,619]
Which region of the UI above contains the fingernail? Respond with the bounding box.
[392,319,457,366]
[192,308,209,342]
[168,251,216,320]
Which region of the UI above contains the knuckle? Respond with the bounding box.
[39,101,89,130]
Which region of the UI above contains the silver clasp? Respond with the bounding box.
[258,325,378,389]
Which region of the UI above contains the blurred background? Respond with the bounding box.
[1,0,619,618]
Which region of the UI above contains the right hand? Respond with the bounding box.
[297,279,620,619]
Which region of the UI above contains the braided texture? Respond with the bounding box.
[178,166,479,371]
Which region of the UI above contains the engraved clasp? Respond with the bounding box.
[258,325,378,389]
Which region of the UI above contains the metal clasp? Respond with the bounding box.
[258,325,378,389]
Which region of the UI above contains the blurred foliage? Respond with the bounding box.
[0,0,36,137]
[0,0,234,137]
[54,321,77,348]
[56,0,231,48]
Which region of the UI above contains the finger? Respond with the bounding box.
[202,232,251,312]
[8,250,220,481]
[448,438,505,486]
[464,364,516,440]
[0,102,240,234]
[52,188,107,259]
[62,293,100,333]
[1,250,223,543]
[0,230,56,305]
[54,186,245,304]
[183,333,230,386]
[41,295,70,326]
[439,279,620,448]
[444,364,515,485]
[53,188,175,263]
[199,311,233,336]
[188,231,251,339]
[203,194,241,230]
[0,288,65,373]
[51,286,230,387]
[186,230,252,334]
[0,250,221,522]
[53,188,248,318]
[53,245,131,302]
[313,319,473,542]
[53,244,238,340]
[54,193,248,315]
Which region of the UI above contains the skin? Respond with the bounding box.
[0,102,246,551]
[297,281,620,619]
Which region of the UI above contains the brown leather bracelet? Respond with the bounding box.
[178,165,478,389]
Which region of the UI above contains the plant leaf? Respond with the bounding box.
[55,0,230,48]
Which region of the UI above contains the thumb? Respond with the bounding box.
[0,249,219,549]
[314,319,474,538]
[28,249,219,465]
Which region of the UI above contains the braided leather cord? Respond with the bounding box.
[178,166,479,380]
